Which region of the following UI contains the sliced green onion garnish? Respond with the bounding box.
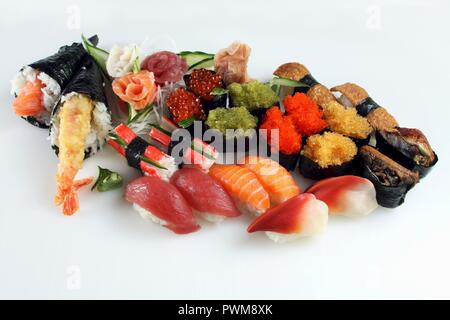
[191,143,216,160]
[91,167,123,192]
[108,133,127,148]
[128,104,153,124]
[178,117,195,128]
[132,56,140,73]
[150,123,171,136]
[211,87,228,96]
[140,156,168,170]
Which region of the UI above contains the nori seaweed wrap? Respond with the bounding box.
[375,128,438,178]
[11,36,99,128]
[359,145,419,208]
[49,57,111,159]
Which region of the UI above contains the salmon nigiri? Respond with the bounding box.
[241,156,300,205]
[208,164,270,216]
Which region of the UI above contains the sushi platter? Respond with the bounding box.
[9,34,439,244]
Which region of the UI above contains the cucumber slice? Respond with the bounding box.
[82,34,109,75]
[269,77,309,88]
[178,51,215,70]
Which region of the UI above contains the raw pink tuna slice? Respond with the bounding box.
[170,168,241,222]
[141,51,187,85]
[125,176,200,234]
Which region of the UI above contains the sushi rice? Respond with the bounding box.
[134,203,168,227]
[11,66,61,125]
[49,92,112,157]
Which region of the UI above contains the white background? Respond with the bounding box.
[0,0,449,299]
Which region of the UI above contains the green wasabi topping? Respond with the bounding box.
[205,107,258,135]
[228,80,279,111]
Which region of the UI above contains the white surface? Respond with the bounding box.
[0,0,449,300]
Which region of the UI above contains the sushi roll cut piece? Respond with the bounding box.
[209,164,270,216]
[205,107,258,153]
[184,69,227,113]
[50,58,112,159]
[273,62,336,107]
[376,128,438,178]
[305,176,378,217]
[183,138,218,173]
[299,132,358,180]
[108,124,177,181]
[165,88,205,127]
[125,176,200,234]
[11,35,99,128]
[51,58,111,216]
[241,156,300,206]
[170,168,241,223]
[259,107,302,171]
[247,194,329,243]
[331,83,399,131]
[359,145,419,208]
[322,101,373,145]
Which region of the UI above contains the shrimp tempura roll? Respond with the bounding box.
[50,58,112,215]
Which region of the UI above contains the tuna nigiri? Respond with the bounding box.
[170,168,241,223]
[209,164,270,216]
[241,156,300,205]
[125,176,200,234]
[305,176,378,217]
[247,194,328,243]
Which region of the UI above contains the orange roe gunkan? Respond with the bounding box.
[260,107,301,155]
[283,93,328,136]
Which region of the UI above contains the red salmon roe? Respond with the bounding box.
[188,69,222,101]
[260,107,301,155]
[166,88,204,123]
[283,93,328,136]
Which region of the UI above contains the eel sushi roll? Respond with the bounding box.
[205,106,258,154]
[299,132,358,180]
[359,145,419,208]
[183,69,227,113]
[331,82,399,131]
[322,101,373,146]
[50,58,112,159]
[259,107,302,171]
[11,36,98,128]
[376,128,438,178]
[273,62,336,107]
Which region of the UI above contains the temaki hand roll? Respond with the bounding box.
[11,35,99,128]
[359,145,419,208]
[299,132,358,180]
[331,83,399,131]
[376,128,438,178]
[273,62,336,107]
[51,57,112,216]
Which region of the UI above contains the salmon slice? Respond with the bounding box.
[241,156,300,205]
[12,79,45,116]
[208,164,270,216]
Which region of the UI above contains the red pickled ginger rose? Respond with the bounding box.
[141,51,187,85]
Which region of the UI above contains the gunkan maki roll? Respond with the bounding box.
[183,69,227,113]
[375,128,438,178]
[322,101,373,146]
[359,145,419,208]
[49,57,112,160]
[11,35,99,128]
[331,82,399,131]
[299,132,358,180]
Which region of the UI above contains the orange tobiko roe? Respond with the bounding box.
[283,93,328,136]
[260,107,301,155]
